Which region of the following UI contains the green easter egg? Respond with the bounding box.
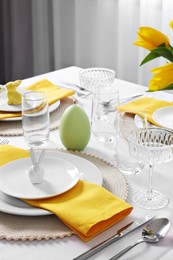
[59,105,91,151]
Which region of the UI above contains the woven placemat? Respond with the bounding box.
[0,149,128,241]
[0,98,75,136]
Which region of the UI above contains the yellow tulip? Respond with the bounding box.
[169,20,173,30]
[148,63,173,91]
[134,27,170,50]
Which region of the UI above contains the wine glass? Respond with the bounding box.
[128,127,173,209]
[22,91,50,184]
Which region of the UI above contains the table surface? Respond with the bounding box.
[0,66,173,260]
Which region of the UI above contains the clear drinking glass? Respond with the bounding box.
[22,91,50,184]
[91,85,119,143]
[128,127,173,210]
[22,91,50,146]
[79,67,116,122]
[0,85,7,106]
[114,111,147,175]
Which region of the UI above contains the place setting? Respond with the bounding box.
[0,79,77,136]
[0,86,132,242]
[0,146,131,242]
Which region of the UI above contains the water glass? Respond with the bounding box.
[0,85,7,106]
[91,85,119,143]
[114,111,147,175]
[22,91,50,147]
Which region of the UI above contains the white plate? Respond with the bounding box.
[1,100,60,121]
[152,106,173,129]
[0,91,42,112]
[0,103,22,112]
[0,156,79,200]
[0,190,50,216]
[0,150,102,215]
[0,90,33,112]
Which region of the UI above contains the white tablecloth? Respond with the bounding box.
[0,66,173,260]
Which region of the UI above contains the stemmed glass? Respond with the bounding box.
[128,127,173,210]
[22,91,50,184]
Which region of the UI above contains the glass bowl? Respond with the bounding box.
[79,67,116,91]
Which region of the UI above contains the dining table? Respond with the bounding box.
[0,66,173,260]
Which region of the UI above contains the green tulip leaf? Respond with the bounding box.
[151,47,173,62]
[159,84,173,90]
[140,45,173,66]
[140,52,160,66]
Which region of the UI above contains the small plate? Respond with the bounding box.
[0,157,79,199]
[0,103,22,112]
[0,90,29,112]
[1,100,60,121]
[152,106,173,129]
[0,150,102,216]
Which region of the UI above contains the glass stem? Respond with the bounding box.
[147,163,154,198]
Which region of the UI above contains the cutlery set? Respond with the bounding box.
[73,215,170,260]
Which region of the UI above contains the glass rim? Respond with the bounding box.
[79,67,116,80]
[128,127,173,150]
[22,91,48,101]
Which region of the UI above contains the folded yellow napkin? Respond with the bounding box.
[119,96,173,125]
[25,79,74,105]
[0,145,133,242]
[0,79,74,120]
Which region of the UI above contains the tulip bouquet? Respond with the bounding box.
[134,20,173,91]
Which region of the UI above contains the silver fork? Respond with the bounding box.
[0,139,9,145]
[76,91,92,98]
[57,81,90,92]
[57,81,93,96]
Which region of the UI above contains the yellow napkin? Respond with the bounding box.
[0,145,133,242]
[0,79,74,120]
[25,79,74,105]
[119,96,173,125]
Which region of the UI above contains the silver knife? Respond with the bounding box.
[72,215,155,260]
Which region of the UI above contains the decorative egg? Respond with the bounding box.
[59,105,91,151]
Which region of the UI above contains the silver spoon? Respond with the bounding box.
[109,218,170,260]
[101,93,143,107]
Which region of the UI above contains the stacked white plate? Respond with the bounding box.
[0,150,102,216]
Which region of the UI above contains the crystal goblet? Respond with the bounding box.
[128,127,173,210]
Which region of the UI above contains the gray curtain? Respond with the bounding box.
[0,0,33,84]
